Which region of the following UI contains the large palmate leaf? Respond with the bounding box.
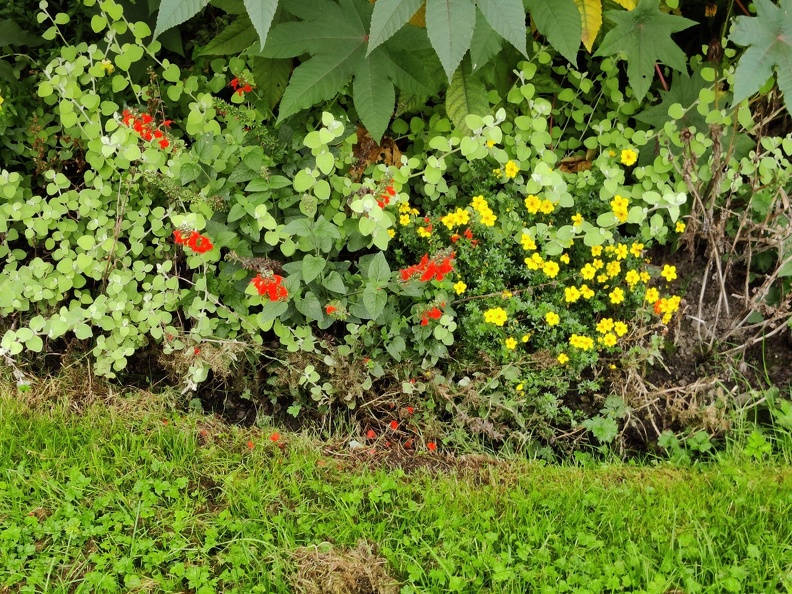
[200,14,259,55]
[595,0,695,102]
[445,60,489,133]
[368,0,424,53]
[469,8,504,70]
[425,0,476,79]
[0,19,44,47]
[730,0,792,114]
[476,0,526,55]
[634,67,710,130]
[525,0,582,64]
[154,0,211,37]
[354,50,397,141]
[252,57,292,110]
[572,0,602,52]
[243,0,279,50]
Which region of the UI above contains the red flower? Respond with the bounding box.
[193,347,201,355]
[159,139,170,149]
[230,77,253,95]
[247,440,254,449]
[450,234,460,243]
[153,130,163,139]
[230,77,240,89]
[404,439,413,449]
[427,441,437,452]
[325,305,338,315]
[366,429,376,439]
[173,230,186,245]
[463,228,473,240]
[420,316,429,326]
[428,307,442,320]
[654,299,663,315]
[162,119,173,128]
[400,252,455,283]
[186,231,213,254]
[270,432,280,442]
[389,420,399,430]
[251,274,288,301]
[385,185,396,196]
[141,113,153,124]
[406,406,414,415]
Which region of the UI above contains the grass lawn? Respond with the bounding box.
[1,389,791,593]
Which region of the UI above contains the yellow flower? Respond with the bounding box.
[522,333,531,342]
[609,287,625,304]
[441,213,456,229]
[640,271,650,283]
[572,213,583,227]
[630,242,644,257]
[625,269,641,288]
[417,226,432,238]
[486,140,496,148]
[676,221,686,233]
[614,244,628,260]
[606,260,621,278]
[516,382,523,391]
[602,333,618,347]
[661,264,677,282]
[608,149,616,157]
[505,337,517,350]
[524,194,541,214]
[620,148,638,166]
[400,214,411,226]
[645,287,660,303]
[492,168,501,176]
[557,353,569,365]
[502,290,513,299]
[539,199,555,214]
[545,311,560,326]
[596,318,615,334]
[542,261,560,278]
[483,307,508,326]
[662,312,672,324]
[411,207,420,216]
[398,202,412,214]
[471,195,488,211]
[479,210,497,226]
[505,160,520,178]
[580,284,594,299]
[592,259,604,270]
[569,334,594,351]
[560,253,570,264]
[453,281,467,295]
[453,208,470,226]
[597,273,609,284]
[614,321,628,336]
[0,94,4,110]
[591,245,603,257]
[520,233,537,251]
[565,286,581,303]
[580,264,596,280]
[611,195,630,223]
[387,229,395,238]
[100,59,114,74]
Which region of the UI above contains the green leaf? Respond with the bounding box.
[730,0,792,113]
[525,0,581,64]
[366,252,391,285]
[595,0,695,102]
[380,50,434,95]
[634,67,710,131]
[296,292,325,320]
[386,335,406,361]
[323,271,347,293]
[469,9,503,70]
[445,60,489,133]
[368,0,424,54]
[425,0,476,79]
[201,15,258,55]
[155,0,210,37]
[353,50,396,142]
[476,0,526,55]
[302,255,327,283]
[0,19,45,47]
[582,415,618,443]
[252,57,292,110]
[363,285,387,319]
[243,0,279,50]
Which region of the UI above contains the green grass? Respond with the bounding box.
[1,392,792,594]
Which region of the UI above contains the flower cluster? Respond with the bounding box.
[121,109,172,149]
[483,307,508,326]
[441,208,471,230]
[376,185,396,209]
[504,160,520,178]
[611,195,630,223]
[569,334,595,351]
[471,195,496,226]
[400,251,455,282]
[173,230,213,253]
[420,306,443,326]
[251,273,288,301]
[524,194,556,215]
[229,77,253,96]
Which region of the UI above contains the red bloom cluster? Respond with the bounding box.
[451,228,474,243]
[251,273,288,301]
[420,306,442,326]
[121,109,172,149]
[229,77,253,95]
[325,305,338,315]
[173,230,214,253]
[400,252,455,282]
[376,185,396,208]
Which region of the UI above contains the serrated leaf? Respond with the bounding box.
[634,67,710,130]
[470,8,503,70]
[261,6,365,58]
[0,19,45,47]
[354,50,396,142]
[380,50,434,94]
[155,0,210,37]
[476,0,526,55]
[595,0,695,102]
[730,0,792,113]
[277,45,364,121]
[445,60,489,133]
[368,0,424,54]
[572,0,602,52]
[201,15,258,55]
[252,56,292,110]
[525,0,581,64]
[425,0,476,79]
[243,0,278,50]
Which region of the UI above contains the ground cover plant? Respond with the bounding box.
[2,387,792,593]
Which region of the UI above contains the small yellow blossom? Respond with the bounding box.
[545,311,560,326]
[572,213,583,227]
[676,221,686,233]
[483,307,508,326]
[471,195,488,212]
[400,214,411,226]
[597,273,609,284]
[522,334,531,342]
[398,202,412,214]
[524,194,541,214]
[630,242,644,257]
[606,261,621,278]
[441,213,456,230]
[505,160,520,178]
[611,195,630,223]
[565,286,581,303]
[453,208,470,226]
[492,168,501,176]
[486,139,496,148]
[560,253,570,264]
[453,281,467,295]
[505,337,517,350]
[502,290,513,299]
[520,233,537,251]
[516,382,523,391]
[661,264,677,282]
[625,269,641,288]
[592,259,604,270]
[480,209,497,226]
[580,264,596,280]
[602,333,618,347]
[662,312,672,324]
[614,244,628,260]
[609,287,625,304]
[614,321,628,336]
[640,271,650,283]
[596,318,615,334]
[557,353,569,365]
[539,199,555,215]
[569,334,595,350]
[100,59,114,74]
[542,261,560,278]
[387,229,395,238]
[417,226,432,238]
[580,284,594,299]
[620,148,638,166]
[591,245,603,257]
[645,287,660,303]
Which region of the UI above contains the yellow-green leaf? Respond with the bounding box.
[612,0,637,9]
[573,0,602,52]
